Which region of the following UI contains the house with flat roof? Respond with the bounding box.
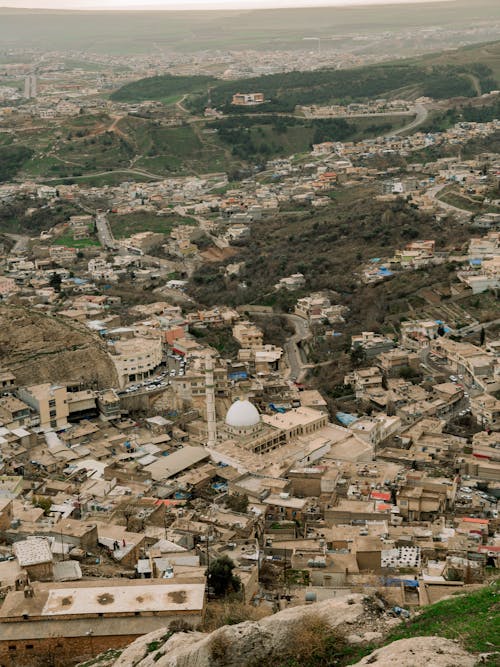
[0,579,205,667]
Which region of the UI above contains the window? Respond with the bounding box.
[8,646,16,651]
[48,399,56,408]
[50,420,57,428]
[49,410,57,418]
[25,645,34,650]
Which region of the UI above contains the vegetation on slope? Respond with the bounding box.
[110,73,216,103]
[344,581,500,666]
[188,191,464,309]
[0,144,34,182]
[0,197,82,234]
[110,40,500,113]
[188,62,496,114]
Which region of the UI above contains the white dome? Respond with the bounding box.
[225,400,260,429]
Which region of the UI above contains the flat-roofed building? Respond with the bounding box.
[0,396,31,428]
[232,92,264,106]
[109,335,163,388]
[18,384,69,430]
[14,538,53,582]
[232,321,263,349]
[0,579,205,667]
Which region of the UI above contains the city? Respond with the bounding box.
[0,2,499,666]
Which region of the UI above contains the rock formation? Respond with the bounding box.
[0,305,118,388]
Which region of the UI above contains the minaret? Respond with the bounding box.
[205,356,217,447]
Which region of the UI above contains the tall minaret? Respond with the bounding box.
[205,356,217,447]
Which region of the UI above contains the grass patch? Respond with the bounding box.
[52,234,99,248]
[344,581,500,665]
[109,211,196,238]
[384,582,500,654]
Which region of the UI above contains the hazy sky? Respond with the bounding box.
[0,0,455,10]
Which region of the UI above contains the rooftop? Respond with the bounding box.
[14,538,53,567]
[0,580,205,620]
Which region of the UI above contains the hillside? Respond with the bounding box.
[0,305,118,388]
[112,40,500,113]
[77,581,499,667]
[110,74,216,104]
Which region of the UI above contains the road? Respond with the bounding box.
[4,234,30,254]
[426,183,473,221]
[388,103,428,137]
[95,212,117,250]
[244,309,311,381]
[283,314,311,381]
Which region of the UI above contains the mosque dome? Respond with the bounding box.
[225,399,261,429]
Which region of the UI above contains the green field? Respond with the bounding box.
[110,73,216,104]
[52,233,100,248]
[109,211,196,239]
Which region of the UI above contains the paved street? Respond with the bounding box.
[95,211,118,250]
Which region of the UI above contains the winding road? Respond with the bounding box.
[388,103,429,136]
[426,183,473,221]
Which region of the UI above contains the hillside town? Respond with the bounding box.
[0,97,499,665]
[0,8,499,664]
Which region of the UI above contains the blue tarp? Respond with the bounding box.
[336,412,358,427]
[229,371,248,380]
[383,578,419,587]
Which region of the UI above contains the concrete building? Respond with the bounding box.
[0,396,31,428]
[13,538,53,582]
[0,580,205,667]
[24,74,37,99]
[232,321,264,349]
[231,92,265,106]
[351,332,394,358]
[18,384,69,431]
[109,335,163,388]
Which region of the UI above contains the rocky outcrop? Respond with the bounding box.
[92,596,366,667]
[352,636,477,666]
[77,594,483,667]
[0,305,118,388]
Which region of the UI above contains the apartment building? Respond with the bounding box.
[351,331,394,358]
[430,338,496,386]
[295,292,347,324]
[400,320,441,349]
[345,367,384,399]
[18,384,69,430]
[470,394,500,431]
[109,335,163,388]
[232,321,264,349]
[48,245,77,265]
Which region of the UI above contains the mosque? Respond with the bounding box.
[219,398,329,455]
[183,359,374,474]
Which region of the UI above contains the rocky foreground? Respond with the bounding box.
[81,595,478,667]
